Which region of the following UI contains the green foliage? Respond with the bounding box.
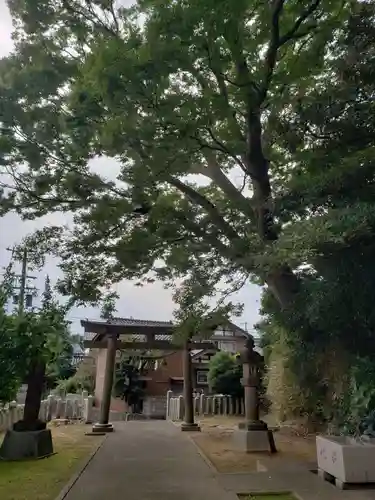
[251,3,375,431]
[45,332,81,390]
[100,289,119,320]
[18,275,73,377]
[0,264,25,402]
[114,355,145,411]
[208,351,243,398]
[55,372,94,396]
[0,256,77,403]
[331,358,375,437]
[0,0,351,314]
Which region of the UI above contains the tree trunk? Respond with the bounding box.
[245,115,300,308]
[266,266,301,309]
[23,361,46,425]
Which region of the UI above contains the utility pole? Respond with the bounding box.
[6,246,37,314]
[18,248,27,315]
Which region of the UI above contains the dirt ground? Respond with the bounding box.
[190,416,317,474]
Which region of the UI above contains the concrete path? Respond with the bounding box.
[63,421,237,500]
[62,421,375,500]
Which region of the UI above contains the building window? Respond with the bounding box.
[196,370,208,385]
[218,341,237,353]
[214,328,234,337]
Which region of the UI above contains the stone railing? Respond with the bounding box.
[166,391,244,421]
[0,391,96,432]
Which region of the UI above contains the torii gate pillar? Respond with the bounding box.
[181,342,200,432]
[92,334,117,433]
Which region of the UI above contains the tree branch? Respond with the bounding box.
[168,177,241,242]
[279,0,322,45]
[203,39,246,144]
[259,0,322,104]
[258,0,285,104]
[62,0,119,38]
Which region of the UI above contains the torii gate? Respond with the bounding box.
[82,318,214,433]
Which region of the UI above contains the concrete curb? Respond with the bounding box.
[185,430,220,474]
[54,434,108,500]
[169,419,221,474]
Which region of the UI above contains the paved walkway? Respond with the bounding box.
[63,421,237,500]
[62,421,375,500]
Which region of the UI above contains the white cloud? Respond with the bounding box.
[0,0,262,335]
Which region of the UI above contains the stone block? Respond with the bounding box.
[0,429,54,460]
[233,428,275,453]
[316,434,375,484]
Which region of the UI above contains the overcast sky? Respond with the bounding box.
[0,0,262,334]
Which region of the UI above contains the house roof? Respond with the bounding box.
[84,317,174,328]
[225,321,252,338]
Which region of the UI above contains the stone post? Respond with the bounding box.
[85,395,94,423]
[56,398,63,419]
[233,337,276,453]
[177,395,185,420]
[199,393,205,415]
[92,333,117,433]
[181,342,200,432]
[9,401,17,429]
[166,390,173,420]
[46,395,55,422]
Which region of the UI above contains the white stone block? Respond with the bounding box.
[316,435,375,483]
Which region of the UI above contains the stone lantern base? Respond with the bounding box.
[181,422,201,432]
[233,421,276,453]
[92,422,114,433]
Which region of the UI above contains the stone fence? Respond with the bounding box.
[166,391,245,421]
[0,391,96,432]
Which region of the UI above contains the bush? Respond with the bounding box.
[208,351,243,398]
[55,373,94,396]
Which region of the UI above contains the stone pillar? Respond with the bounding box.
[233,338,276,453]
[92,334,117,433]
[181,342,200,432]
[199,393,205,415]
[166,390,173,420]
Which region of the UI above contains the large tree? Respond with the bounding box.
[0,1,357,317]
[252,2,375,428]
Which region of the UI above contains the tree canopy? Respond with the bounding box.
[0,0,356,316]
